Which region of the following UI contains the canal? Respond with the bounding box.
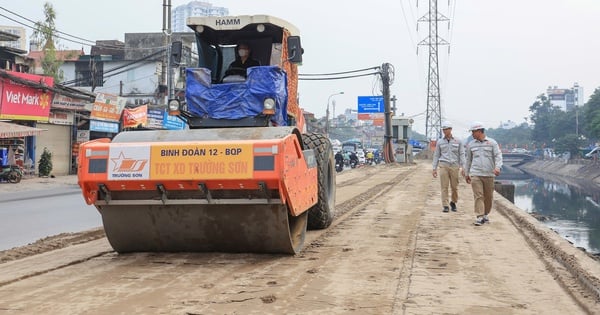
[506,176,600,255]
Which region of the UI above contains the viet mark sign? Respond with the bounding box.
[0,71,54,121]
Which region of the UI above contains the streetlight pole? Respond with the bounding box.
[326,91,344,137]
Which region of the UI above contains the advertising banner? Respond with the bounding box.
[147,108,165,129]
[76,130,90,143]
[51,94,90,110]
[163,113,186,130]
[90,92,126,122]
[105,143,253,180]
[122,105,148,128]
[90,119,119,133]
[0,71,54,121]
[357,96,384,114]
[48,111,74,125]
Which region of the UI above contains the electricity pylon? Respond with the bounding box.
[418,0,449,141]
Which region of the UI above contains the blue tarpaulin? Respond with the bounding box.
[185,66,288,126]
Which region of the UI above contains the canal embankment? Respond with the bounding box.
[520,158,600,190]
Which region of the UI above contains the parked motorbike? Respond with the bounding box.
[0,165,23,183]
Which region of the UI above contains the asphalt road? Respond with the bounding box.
[0,186,101,250]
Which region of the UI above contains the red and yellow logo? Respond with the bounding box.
[111,152,148,172]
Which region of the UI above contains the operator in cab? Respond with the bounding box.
[225,43,260,77]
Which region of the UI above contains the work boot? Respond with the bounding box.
[474,216,485,226]
[443,206,449,213]
[450,201,457,212]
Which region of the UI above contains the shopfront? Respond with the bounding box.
[0,122,46,171]
[0,71,53,171]
[35,122,72,175]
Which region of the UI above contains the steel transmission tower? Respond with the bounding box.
[418,0,449,141]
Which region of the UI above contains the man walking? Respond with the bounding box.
[432,121,465,213]
[464,122,503,226]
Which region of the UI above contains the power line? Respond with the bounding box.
[0,69,95,101]
[97,73,157,91]
[299,72,380,81]
[0,6,166,51]
[299,67,379,76]
[0,6,96,45]
[299,66,381,81]
[60,48,166,86]
[400,0,418,52]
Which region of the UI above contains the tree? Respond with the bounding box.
[584,87,600,140]
[529,94,565,147]
[487,123,532,148]
[38,147,53,177]
[554,133,584,156]
[32,2,64,82]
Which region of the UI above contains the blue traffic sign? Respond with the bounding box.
[357,96,384,113]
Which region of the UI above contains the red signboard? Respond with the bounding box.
[0,71,54,121]
[358,112,385,127]
[373,118,384,126]
[122,105,148,128]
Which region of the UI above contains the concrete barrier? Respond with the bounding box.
[494,181,514,203]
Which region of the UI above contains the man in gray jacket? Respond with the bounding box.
[465,122,503,226]
[432,121,465,212]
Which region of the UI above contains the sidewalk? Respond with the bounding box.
[0,174,78,196]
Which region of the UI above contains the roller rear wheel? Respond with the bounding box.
[302,133,336,229]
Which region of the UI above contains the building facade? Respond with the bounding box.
[547,83,584,111]
[171,1,229,33]
[0,25,26,50]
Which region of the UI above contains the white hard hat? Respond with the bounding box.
[441,121,452,129]
[469,121,485,131]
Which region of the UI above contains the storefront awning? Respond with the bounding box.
[0,121,47,138]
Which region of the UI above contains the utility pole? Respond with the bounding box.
[326,92,344,137]
[162,0,172,105]
[380,63,395,163]
[418,0,449,141]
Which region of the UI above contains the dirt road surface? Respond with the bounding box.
[0,161,599,314]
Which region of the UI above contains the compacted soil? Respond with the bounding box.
[0,161,598,314]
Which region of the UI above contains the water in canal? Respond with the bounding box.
[506,176,600,255]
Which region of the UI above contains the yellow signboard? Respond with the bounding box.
[150,143,254,180]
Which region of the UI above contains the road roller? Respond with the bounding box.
[77,15,335,254]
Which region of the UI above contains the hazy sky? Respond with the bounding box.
[2,0,600,137]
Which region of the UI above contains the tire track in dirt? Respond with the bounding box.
[0,164,420,314]
[171,164,418,314]
[1,162,594,314]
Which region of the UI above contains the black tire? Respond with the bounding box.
[302,133,336,229]
[7,171,21,184]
